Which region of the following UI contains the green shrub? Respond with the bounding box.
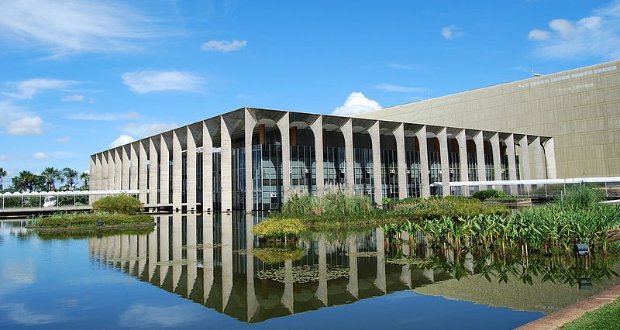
[561,185,605,209]
[252,218,307,239]
[472,189,508,200]
[30,212,154,228]
[92,195,143,214]
[391,196,510,220]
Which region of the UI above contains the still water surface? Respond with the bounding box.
[1,214,619,329]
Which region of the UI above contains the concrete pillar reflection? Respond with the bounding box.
[186,127,197,208]
[543,138,557,179]
[160,135,170,205]
[375,228,386,293]
[186,214,197,297]
[317,237,328,306]
[149,138,159,205]
[172,130,182,209]
[438,128,450,196]
[369,121,383,204]
[129,235,138,275]
[171,213,182,292]
[456,129,469,196]
[347,236,359,298]
[203,214,214,304]
[246,213,258,321]
[282,259,294,314]
[342,119,355,194]
[221,117,233,212]
[159,216,170,286]
[310,116,325,196]
[416,126,430,197]
[148,222,158,281]
[138,234,147,277]
[394,124,408,199]
[245,109,256,212]
[203,123,213,212]
[277,112,291,202]
[221,214,233,309]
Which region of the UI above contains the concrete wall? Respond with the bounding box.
[359,61,620,178]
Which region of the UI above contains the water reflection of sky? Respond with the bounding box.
[1,216,616,329]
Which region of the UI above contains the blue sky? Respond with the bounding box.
[0,0,619,183]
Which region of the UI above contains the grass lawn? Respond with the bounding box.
[563,298,620,330]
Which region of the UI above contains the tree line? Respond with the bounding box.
[0,167,89,193]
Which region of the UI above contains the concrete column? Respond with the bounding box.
[277,112,291,202]
[416,126,430,197]
[438,127,450,196]
[89,156,96,204]
[456,129,469,196]
[221,116,233,212]
[394,123,407,199]
[543,138,557,179]
[474,131,486,186]
[342,119,355,194]
[121,146,130,190]
[187,127,197,208]
[369,121,383,204]
[107,151,114,190]
[138,141,148,204]
[533,137,545,179]
[172,130,182,209]
[505,134,517,195]
[160,135,170,206]
[310,116,325,196]
[130,143,138,191]
[490,133,502,181]
[94,154,102,192]
[149,138,159,205]
[245,109,256,212]
[519,136,531,180]
[114,148,122,190]
[101,153,108,191]
[203,122,213,212]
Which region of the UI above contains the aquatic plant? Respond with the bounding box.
[92,195,143,215]
[253,247,306,264]
[252,218,307,241]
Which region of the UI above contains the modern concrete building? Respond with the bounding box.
[89,108,553,212]
[359,60,620,178]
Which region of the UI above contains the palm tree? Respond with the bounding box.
[80,172,90,190]
[40,167,62,191]
[0,167,6,191]
[12,171,38,192]
[62,168,79,190]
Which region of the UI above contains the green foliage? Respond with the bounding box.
[252,218,307,239]
[93,195,143,214]
[564,298,620,330]
[561,184,605,209]
[282,192,375,217]
[472,189,508,200]
[253,247,305,264]
[29,212,154,228]
[391,196,511,220]
[36,227,154,240]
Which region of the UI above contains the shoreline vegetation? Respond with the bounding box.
[27,195,154,233]
[253,187,620,256]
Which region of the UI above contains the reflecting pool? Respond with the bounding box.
[1,214,619,329]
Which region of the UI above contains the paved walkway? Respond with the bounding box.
[517,284,620,330]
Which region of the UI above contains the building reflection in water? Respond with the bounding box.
[87,212,447,323]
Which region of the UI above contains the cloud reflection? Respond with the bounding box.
[1,303,62,325]
[119,304,206,328]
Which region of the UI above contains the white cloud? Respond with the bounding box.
[32,152,49,160]
[122,70,204,94]
[56,136,71,144]
[441,25,463,39]
[61,94,93,103]
[333,92,382,116]
[122,123,177,137]
[528,29,551,41]
[66,111,140,121]
[119,304,205,328]
[201,39,247,52]
[0,0,159,57]
[374,83,427,93]
[528,2,620,59]
[388,63,418,71]
[0,155,8,161]
[110,135,136,148]
[4,78,75,99]
[7,116,44,135]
